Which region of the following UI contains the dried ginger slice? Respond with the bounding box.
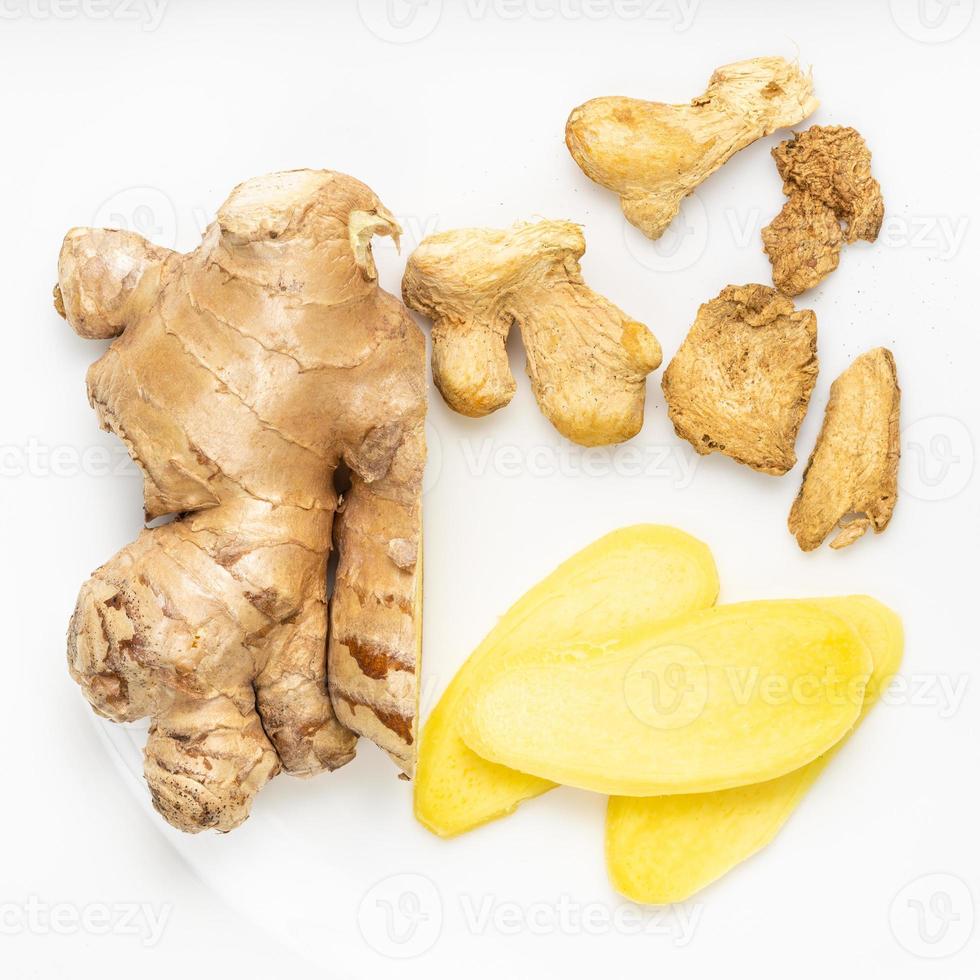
[762,125,884,295]
[661,284,818,475]
[789,347,900,551]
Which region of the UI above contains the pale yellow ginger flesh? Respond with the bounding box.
[606,596,903,904]
[402,220,662,446]
[662,284,818,475]
[565,56,818,240]
[458,601,872,797]
[57,169,426,833]
[789,347,900,551]
[414,526,719,838]
[763,125,884,296]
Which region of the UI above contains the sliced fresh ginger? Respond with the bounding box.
[414,525,719,837]
[606,596,902,903]
[458,601,872,797]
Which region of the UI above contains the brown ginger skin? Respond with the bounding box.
[662,284,818,475]
[763,125,884,295]
[57,170,426,833]
[565,56,818,240]
[789,348,900,551]
[402,219,662,447]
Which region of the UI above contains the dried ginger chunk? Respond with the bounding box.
[789,347,900,552]
[662,284,818,475]
[762,125,883,295]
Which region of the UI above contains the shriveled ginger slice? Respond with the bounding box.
[458,601,872,797]
[414,525,719,838]
[789,347,900,551]
[606,596,902,903]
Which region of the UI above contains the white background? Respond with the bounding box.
[1,1,977,977]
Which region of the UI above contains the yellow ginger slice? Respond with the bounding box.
[414,525,719,838]
[459,601,872,797]
[606,596,902,903]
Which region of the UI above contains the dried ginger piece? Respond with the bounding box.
[565,56,818,241]
[662,284,818,475]
[789,348,900,551]
[763,125,883,295]
[402,220,662,447]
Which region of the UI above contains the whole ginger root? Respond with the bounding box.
[56,170,426,832]
[402,219,662,446]
[763,125,884,295]
[565,56,818,240]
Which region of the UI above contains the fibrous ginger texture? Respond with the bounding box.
[661,284,818,475]
[789,347,900,551]
[402,220,662,447]
[762,125,884,295]
[606,596,902,904]
[414,526,718,838]
[56,170,426,832]
[458,601,871,798]
[565,56,818,240]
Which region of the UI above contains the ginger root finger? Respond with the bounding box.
[763,125,884,295]
[662,284,818,475]
[329,416,425,775]
[565,56,817,240]
[403,219,661,446]
[789,347,900,551]
[145,692,281,834]
[57,169,426,831]
[56,228,173,339]
[606,596,903,904]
